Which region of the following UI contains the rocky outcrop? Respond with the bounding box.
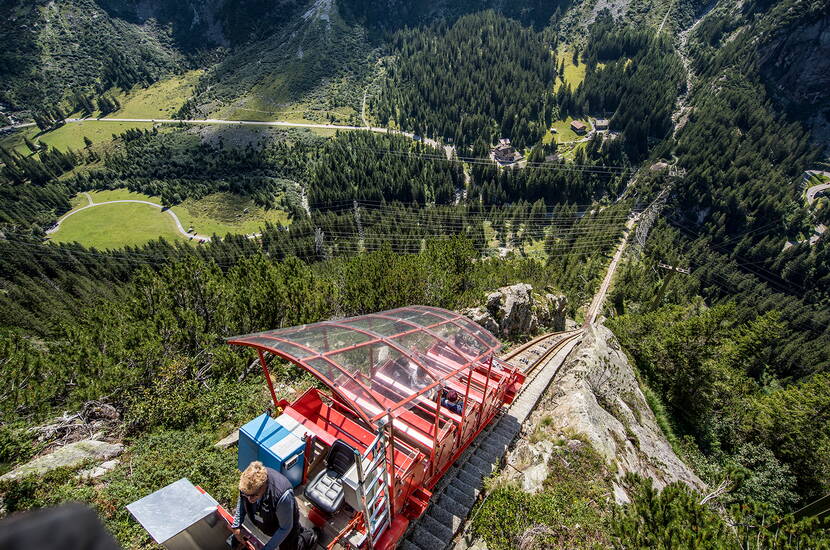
[521,324,704,501]
[0,440,124,482]
[461,284,567,339]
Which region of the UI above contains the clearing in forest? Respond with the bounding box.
[555,45,588,92]
[107,70,204,119]
[1,121,154,155]
[0,72,201,155]
[49,190,290,249]
[545,117,592,144]
[171,192,291,237]
[48,201,186,250]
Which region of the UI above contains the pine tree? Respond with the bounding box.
[23,136,39,154]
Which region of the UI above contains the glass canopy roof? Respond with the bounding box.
[227,306,502,426]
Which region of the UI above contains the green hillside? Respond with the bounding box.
[0,0,829,548]
[0,0,184,111]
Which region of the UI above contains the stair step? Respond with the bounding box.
[478,439,507,456]
[450,475,479,496]
[467,454,494,475]
[494,421,519,438]
[489,431,513,447]
[429,504,463,531]
[436,491,467,516]
[411,525,446,550]
[399,541,424,550]
[420,513,454,543]
[444,483,476,509]
[455,468,482,488]
[461,459,488,480]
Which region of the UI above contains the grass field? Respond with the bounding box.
[807,173,830,185]
[2,121,155,155]
[558,141,588,161]
[109,70,203,119]
[49,202,186,249]
[172,192,291,237]
[556,46,588,92]
[215,94,358,126]
[0,71,200,155]
[87,189,157,203]
[49,189,290,249]
[547,117,591,144]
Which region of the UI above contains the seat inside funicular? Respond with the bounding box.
[303,439,357,515]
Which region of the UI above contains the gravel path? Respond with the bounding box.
[48,198,214,242]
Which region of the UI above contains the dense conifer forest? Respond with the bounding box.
[374,12,555,150]
[1,0,829,547]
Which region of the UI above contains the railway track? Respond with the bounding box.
[400,330,583,550]
[502,329,583,374]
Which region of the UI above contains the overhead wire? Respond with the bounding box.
[668,217,809,294]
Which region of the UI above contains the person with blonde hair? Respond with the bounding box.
[229,461,317,550]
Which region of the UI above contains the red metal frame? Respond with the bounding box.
[225,306,524,550]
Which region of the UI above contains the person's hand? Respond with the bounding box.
[231,528,245,543]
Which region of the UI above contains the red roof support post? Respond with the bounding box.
[428,388,442,478]
[478,354,493,426]
[385,411,397,520]
[258,349,280,410]
[460,361,474,440]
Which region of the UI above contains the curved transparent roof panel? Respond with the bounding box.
[227,306,502,426]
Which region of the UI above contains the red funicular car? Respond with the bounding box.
[127,306,524,550]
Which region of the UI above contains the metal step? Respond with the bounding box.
[411,522,447,550]
[455,468,481,488]
[443,483,476,509]
[399,333,582,550]
[419,514,454,542]
[427,505,463,532]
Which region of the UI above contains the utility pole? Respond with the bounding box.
[649,262,691,310]
[353,200,366,253]
[633,165,686,254]
[314,227,327,261]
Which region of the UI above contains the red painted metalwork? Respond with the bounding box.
[202,487,257,550]
[225,306,524,550]
[302,435,315,484]
[258,349,280,410]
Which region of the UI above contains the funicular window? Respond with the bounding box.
[385,308,447,328]
[409,305,455,319]
[271,324,373,355]
[339,316,418,338]
[391,331,466,374]
[429,321,489,360]
[451,316,500,348]
[304,356,382,422]
[238,336,316,359]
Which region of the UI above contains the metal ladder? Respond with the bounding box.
[352,424,392,547]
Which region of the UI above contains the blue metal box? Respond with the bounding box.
[238,413,305,487]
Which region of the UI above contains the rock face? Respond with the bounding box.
[79,459,120,480]
[0,440,124,482]
[527,324,704,501]
[214,429,240,449]
[461,284,567,338]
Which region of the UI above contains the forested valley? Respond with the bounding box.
[1,0,830,548]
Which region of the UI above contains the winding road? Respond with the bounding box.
[27,115,456,245]
[48,195,214,242]
[805,171,830,204]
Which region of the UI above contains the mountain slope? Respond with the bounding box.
[0,0,185,111]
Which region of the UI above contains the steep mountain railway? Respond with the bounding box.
[399,329,582,550]
[501,330,582,374]
[126,309,582,550]
[125,185,635,550]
